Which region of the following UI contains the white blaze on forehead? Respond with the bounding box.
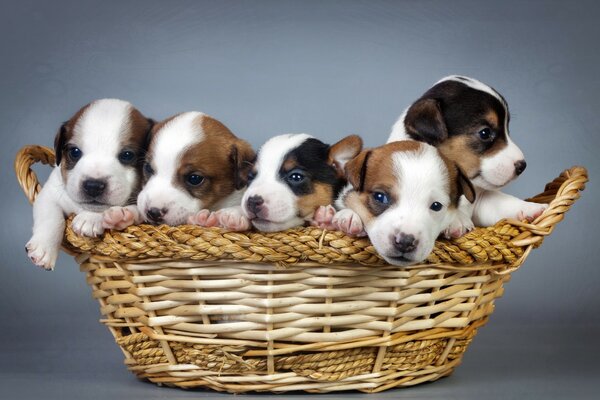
[253,133,313,182]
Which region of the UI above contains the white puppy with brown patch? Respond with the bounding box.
[103,112,255,229]
[328,141,475,266]
[26,99,153,270]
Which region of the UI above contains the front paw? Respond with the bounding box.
[103,206,140,230]
[26,239,58,271]
[72,212,105,237]
[332,209,366,237]
[188,209,219,227]
[516,202,548,222]
[215,207,251,231]
[311,205,337,230]
[444,213,475,239]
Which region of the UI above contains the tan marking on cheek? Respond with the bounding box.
[437,136,481,179]
[297,183,334,218]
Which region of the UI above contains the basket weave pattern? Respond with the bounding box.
[15,145,587,393]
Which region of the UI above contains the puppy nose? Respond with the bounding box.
[82,179,106,197]
[393,233,419,253]
[146,207,165,223]
[514,160,527,176]
[246,195,264,214]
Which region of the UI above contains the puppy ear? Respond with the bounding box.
[53,122,68,166]
[404,98,448,146]
[456,165,476,204]
[230,140,256,190]
[328,135,363,177]
[345,150,372,192]
[143,118,156,151]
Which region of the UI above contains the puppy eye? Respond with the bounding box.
[372,191,390,205]
[118,150,136,164]
[186,174,205,186]
[287,170,305,183]
[247,170,256,182]
[143,162,154,176]
[430,201,443,212]
[68,147,82,161]
[478,128,494,141]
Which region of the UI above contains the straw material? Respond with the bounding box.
[15,145,588,393]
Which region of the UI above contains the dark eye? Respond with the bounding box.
[68,147,82,161]
[430,201,443,212]
[478,128,494,141]
[186,174,204,186]
[287,170,305,183]
[143,162,154,176]
[247,170,256,182]
[372,191,390,205]
[118,150,136,164]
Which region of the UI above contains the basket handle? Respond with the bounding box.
[14,145,56,204]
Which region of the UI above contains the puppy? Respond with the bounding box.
[209,133,362,232]
[103,112,255,228]
[331,141,475,266]
[26,99,153,270]
[388,75,547,235]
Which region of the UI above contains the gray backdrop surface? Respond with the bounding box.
[1,0,598,399]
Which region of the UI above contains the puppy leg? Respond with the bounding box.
[72,211,105,237]
[215,206,251,231]
[332,209,367,237]
[103,205,143,230]
[311,205,337,230]
[26,187,65,270]
[444,197,475,239]
[473,190,548,226]
[188,209,219,227]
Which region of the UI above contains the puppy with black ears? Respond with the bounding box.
[26,99,153,270]
[207,133,362,232]
[388,75,547,236]
[329,141,475,266]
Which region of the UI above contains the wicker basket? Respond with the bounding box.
[15,145,587,394]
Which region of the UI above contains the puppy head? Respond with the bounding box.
[403,75,526,190]
[53,99,153,211]
[138,112,255,225]
[344,141,475,266]
[242,134,362,232]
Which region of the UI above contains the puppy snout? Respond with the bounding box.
[514,160,527,176]
[82,179,107,198]
[146,207,166,223]
[246,195,264,216]
[393,233,419,254]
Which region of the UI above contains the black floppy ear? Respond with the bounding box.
[404,98,448,146]
[345,150,372,192]
[53,122,68,166]
[456,166,476,204]
[229,140,257,190]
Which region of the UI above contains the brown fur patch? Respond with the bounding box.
[437,135,482,179]
[328,135,363,177]
[296,182,334,218]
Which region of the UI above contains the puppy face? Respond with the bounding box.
[343,141,474,266]
[53,99,152,212]
[401,76,526,190]
[242,134,362,232]
[138,112,255,225]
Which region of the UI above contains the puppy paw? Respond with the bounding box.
[311,205,337,230]
[332,209,366,237]
[444,213,475,239]
[215,207,251,231]
[102,206,140,230]
[26,239,58,271]
[188,209,219,227]
[516,202,548,222]
[72,211,105,237]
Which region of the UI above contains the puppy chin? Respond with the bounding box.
[251,216,304,232]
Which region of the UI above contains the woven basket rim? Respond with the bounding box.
[14,145,588,272]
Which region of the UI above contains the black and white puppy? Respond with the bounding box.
[26,99,153,270]
[211,133,362,232]
[388,75,547,236]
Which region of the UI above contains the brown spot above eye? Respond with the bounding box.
[282,158,297,172]
[296,182,334,218]
[484,110,500,128]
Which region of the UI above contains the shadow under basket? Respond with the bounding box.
[15,145,588,394]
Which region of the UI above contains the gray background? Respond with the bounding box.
[1,0,599,398]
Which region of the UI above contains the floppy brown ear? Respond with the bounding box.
[230,139,257,190]
[53,122,68,166]
[328,135,363,177]
[345,149,371,191]
[404,98,448,146]
[456,166,476,203]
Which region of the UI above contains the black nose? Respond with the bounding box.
[514,160,527,176]
[246,195,264,215]
[82,179,106,198]
[393,233,419,254]
[146,207,165,223]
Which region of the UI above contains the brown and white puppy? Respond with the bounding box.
[388,75,547,235]
[330,141,475,266]
[26,99,152,270]
[103,111,255,228]
[208,133,362,232]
